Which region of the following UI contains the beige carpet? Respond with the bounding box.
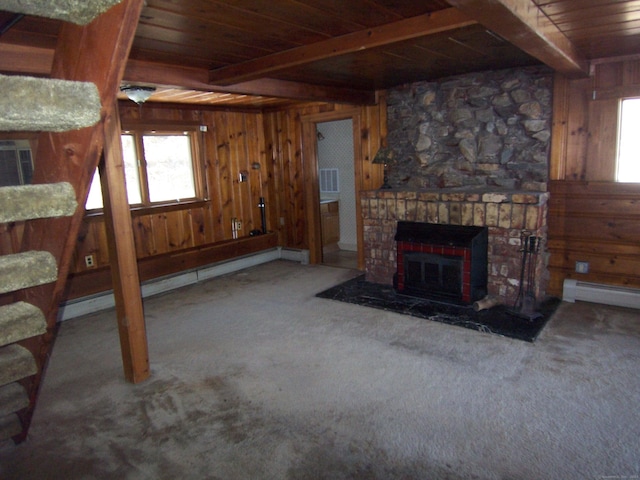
[1,260,639,479]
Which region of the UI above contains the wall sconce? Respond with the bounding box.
[120,85,156,104]
[372,146,394,189]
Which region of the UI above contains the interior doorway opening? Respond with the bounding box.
[301,107,372,271]
[316,119,358,270]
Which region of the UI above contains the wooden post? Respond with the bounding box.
[12,0,146,440]
[100,104,150,384]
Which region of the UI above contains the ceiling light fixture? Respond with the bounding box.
[120,85,156,104]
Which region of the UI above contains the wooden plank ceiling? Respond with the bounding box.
[1,0,640,108]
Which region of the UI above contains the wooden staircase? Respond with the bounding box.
[0,0,144,444]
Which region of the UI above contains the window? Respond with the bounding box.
[617,98,640,182]
[86,126,203,211]
[0,140,33,187]
[319,168,340,193]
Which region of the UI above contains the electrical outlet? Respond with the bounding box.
[85,254,95,268]
[575,261,589,274]
[236,220,242,230]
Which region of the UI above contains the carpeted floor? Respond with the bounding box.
[1,260,639,479]
[316,274,560,342]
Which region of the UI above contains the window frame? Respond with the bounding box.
[86,122,207,215]
[0,137,36,187]
[616,97,640,183]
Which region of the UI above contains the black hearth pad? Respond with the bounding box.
[316,275,560,342]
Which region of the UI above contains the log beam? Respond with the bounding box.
[125,60,377,105]
[208,8,476,85]
[0,46,376,105]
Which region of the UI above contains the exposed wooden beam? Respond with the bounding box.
[447,0,589,78]
[208,8,476,85]
[124,59,377,105]
[0,44,376,104]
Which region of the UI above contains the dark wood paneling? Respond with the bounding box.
[585,98,618,181]
[1,0,542,101]
[535,0,640,59]
[133,0,487,91]
[65,233,278,300]
[548,58,640,297]
[65,104,274,295]
[551,59,640,182]
[263,100,385,253]
[0,100,386,301]
[547,181,640,295]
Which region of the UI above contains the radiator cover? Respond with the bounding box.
[563,279,640,310]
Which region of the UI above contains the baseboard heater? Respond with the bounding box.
[563,279,640,310]
[59,247,310,321]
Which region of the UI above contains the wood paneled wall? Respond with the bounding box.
[67,106,266,250]
[1,98,387,302]
[6,67,638,302]
[548,59,640,296]
[60,102,276,298]
[263,99,386,253]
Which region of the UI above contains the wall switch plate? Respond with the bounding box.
[575,261,589,274]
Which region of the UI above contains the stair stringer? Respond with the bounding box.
[2,0,145,444]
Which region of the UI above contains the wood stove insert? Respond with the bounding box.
[394,221,488,304]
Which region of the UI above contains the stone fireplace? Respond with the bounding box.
[361,65,553,307]
[362,189,549,307]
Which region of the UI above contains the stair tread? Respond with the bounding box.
[0,383,29,417]
[0,345,37,387]
[0,0,123,25]
[0,183,77,223]
[0,413,22,442]
[0,302,47,348]
[0,251,57,295]
[0,74,101,132]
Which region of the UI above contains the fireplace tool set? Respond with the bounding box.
[509,231,543,321]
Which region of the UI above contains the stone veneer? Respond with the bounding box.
[385,66,552,191]
[361,189,549,307]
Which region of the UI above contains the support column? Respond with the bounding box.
[100,103,150,384]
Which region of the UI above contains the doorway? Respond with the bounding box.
[301,108,366,271]
[316,119,358,269]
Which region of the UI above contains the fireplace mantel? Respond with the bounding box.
[361,188,549,306]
